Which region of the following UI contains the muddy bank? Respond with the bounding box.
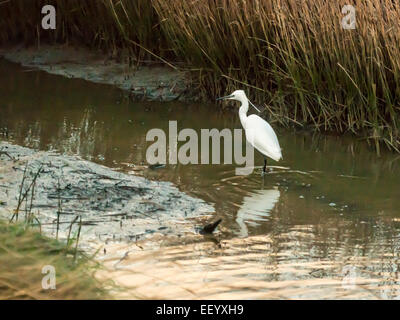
[0,141,214,250]
[0,45,198,102]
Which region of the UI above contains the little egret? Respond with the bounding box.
[217,90,282,173]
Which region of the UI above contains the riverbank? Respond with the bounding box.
[0,45,197,102]
[0,140,215,298]
[0,141,214,251]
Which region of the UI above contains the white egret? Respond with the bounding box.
[217,90,282,173]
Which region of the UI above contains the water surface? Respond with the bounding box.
[2,59,400,299]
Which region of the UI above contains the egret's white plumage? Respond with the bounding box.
[243,114,282,162]
[217,90,282,164]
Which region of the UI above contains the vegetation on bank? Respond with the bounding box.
[0,221,111,299]
[1,0,400,153]
[0,158,112,299]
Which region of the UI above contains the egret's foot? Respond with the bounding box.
[261,167,273,176]
[261,170,267,177]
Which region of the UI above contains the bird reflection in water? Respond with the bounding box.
[236,188,280,237]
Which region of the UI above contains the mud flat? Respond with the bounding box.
[0,141,214,250]
[0,45,197,102]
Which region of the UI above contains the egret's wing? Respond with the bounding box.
[245,114,282,161]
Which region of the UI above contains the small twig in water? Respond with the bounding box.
[74,216,82,261]
[66,215,79,248]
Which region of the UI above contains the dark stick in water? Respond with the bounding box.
[200,218,222,235]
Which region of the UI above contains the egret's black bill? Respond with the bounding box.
[216,94,233,101]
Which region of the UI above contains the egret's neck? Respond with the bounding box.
[238,97,249,129]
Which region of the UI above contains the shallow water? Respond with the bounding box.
[2,58,400,299]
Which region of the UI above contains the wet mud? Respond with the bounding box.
[0,141,214,249]
[0,45,197,102]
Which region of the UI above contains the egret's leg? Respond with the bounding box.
[263,157,267,174]
[261,172,265,189]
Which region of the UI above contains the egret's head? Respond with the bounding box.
[216,89,261,112]
[216,90,247,102]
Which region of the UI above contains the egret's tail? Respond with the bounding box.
[269,149,282,162]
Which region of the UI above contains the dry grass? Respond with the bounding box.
[1,0,400,152]
[0,221,111,299]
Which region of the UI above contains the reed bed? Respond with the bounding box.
[1,0,400,152]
